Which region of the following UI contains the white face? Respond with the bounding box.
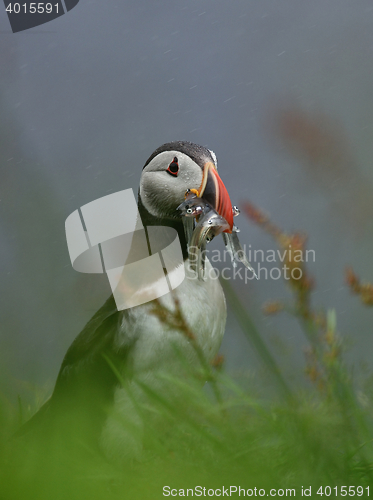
[140,151,204,220]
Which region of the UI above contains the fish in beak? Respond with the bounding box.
[178,161,257,280]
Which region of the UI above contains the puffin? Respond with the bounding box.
[18,141,255,460]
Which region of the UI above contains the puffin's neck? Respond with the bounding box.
[137,195,189,260]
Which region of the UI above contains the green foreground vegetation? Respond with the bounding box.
[1,208,372,499]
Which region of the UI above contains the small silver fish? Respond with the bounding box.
[178,192,257,280]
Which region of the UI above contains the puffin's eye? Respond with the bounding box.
[166,157,179,177]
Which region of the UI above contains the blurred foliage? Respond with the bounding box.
[1,207,373,499]
[346,268,373,307]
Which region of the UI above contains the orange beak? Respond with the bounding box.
[191,162,233,233]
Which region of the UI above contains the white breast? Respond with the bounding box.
[101,258,226,460]
[121,259,225,365]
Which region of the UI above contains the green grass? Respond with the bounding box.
[1,212,373,499]
[0,322,372,500]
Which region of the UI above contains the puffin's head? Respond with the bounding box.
[139,141,233,231]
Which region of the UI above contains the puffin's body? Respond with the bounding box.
[101,259,226,459]
[20,142,234,459]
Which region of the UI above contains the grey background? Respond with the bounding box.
[1,0,373,402]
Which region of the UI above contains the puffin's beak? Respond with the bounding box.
[191,162,233,233]
[178,160,257,281]
[178,162,233,277]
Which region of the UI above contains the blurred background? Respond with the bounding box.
[1,0,373,404]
